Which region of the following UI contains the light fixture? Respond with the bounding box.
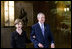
[64,8,66,12]
[67,8,69,11]
[64,7,69,12]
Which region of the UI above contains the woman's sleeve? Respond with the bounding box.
[11,32,16,48]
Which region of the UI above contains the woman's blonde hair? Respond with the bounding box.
[14,18,23,26]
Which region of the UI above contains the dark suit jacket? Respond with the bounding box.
[30,23,54,48]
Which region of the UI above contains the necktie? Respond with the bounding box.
[41,24,44,36]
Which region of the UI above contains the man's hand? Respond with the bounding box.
[33,35,36,38]
[38,43,44,48]
[51,43,55,48]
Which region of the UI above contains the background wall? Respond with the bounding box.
[15,1,33,26]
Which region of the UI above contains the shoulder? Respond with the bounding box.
[11,31,17,37]
[44,23,51,29]
[22,29,27,34]
[45,23,50,27]
[11,31,17,35]
[22,30,26,33]
[11,31,16,34]
[32,23,38,28]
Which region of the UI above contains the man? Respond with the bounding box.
[30,12,55,48]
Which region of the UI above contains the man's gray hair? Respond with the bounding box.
[37,12,45,18]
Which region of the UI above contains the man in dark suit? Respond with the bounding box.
[30,12,55,48]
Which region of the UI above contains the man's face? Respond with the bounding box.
[38,14,45,23]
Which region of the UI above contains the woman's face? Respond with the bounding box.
[15,22,22,29]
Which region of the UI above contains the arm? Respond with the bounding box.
[11,32,16,48]
[48,25,55,48]
[30,26,39,46]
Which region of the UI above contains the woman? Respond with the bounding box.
[11,19,30,48]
